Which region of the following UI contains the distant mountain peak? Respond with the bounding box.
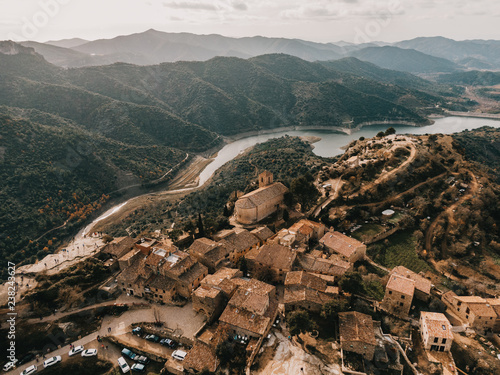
[0,41,37,56]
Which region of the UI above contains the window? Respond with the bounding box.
[400,302,404,306]
[466,307,470,314]
[389,291,392,295]
[442,338,447,344]
[401,295,405,299]
[457,301,462,306]
[434,337,438,343]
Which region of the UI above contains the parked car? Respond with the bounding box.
[19,365,37,375]
[18,354,35,366]
[130,363,145,372]
[131,327,142,336]
[81,349,98,357]
[135,356,149,365]
[68,345,84,356]
[3,359,18,372]
[43,356,62,368]
[117,357,130,373]
[171,350,187,361]
[121,348,136,360]
[160,338,176,348]
[145,334,160,343]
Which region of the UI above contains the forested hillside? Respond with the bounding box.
[0,42,468,276]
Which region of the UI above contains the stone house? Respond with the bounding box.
[283,271,337,313]
[339,311,377,360]
[219,278,277,340]
[192,268,243,322]
[391,266,432,301]
[250,226,275,245]
[189,238,234,273]
[420,311,453,352]
[381,274,415,317]
[245,243,296,283]
[288,219,326,242]
[447,295,499,333]
[235,171,288,225]
[319,231,366,263]
[294,253,353,279]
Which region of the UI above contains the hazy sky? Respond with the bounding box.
[1,0,500,43]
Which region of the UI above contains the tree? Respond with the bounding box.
[321,299,349,320]
[376,131,385,138]
[197,213,205,237]
[287,310,315,336]
[216,340,234,366]
[238,257,248,276]
[283,209,290,222]
[339,272,365,295]
[385,127,396,136]
[290,176,320,211]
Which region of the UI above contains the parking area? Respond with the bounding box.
[100,301,205,340]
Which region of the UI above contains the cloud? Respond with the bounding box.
[280,1,404,21]
[232,1,248,11]
[162,1,220,11]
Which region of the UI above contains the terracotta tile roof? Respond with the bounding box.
[420,312,453,340]
[229,288,269,315]
[453,296,498,318]
[224,230,260,253]
[284,286,333,306]
[235,182,288,209]
[339,312,376,346]
[149,274,176,291]
[189,238,218,255]
[183,342,218,373]
[285,271,327,292]
[178,261,208,285]
[246,243,296,271]
[250,227,274,243]
[296,254,352,277]
[386,274,415,296]
[118,249,141,262]
[230,277,275,296]
[117,257,148,285]
[320,231,364,259]
[454,296,488,304]
[219,304,271,336]
[201,267,242,287]
[101,236,135,257]
[193,285,221,299]
[392,266,431,295]
[145,253,165,268]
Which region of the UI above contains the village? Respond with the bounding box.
[6,132,500,375]
[6,167,500,375]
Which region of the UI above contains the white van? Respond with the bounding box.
[171,350,187,361]
[117,357,130,373]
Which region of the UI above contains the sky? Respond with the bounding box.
[1,0,500,44]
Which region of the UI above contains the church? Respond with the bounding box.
[235,171,288,225]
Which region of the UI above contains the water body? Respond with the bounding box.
[199,116,500,185]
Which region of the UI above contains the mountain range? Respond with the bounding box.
[0,39,469,270]
[13,30,500,74]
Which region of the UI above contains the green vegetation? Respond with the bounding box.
[453,127,500,181]
[368,230,432,273]
[106,136,329,238]
[438,70,500,86]
[286,310,316,336]
[26,259,112,315]
[0,111,187,279]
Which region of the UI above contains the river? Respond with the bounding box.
[83,116,500,236]
[199,116,500,184]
